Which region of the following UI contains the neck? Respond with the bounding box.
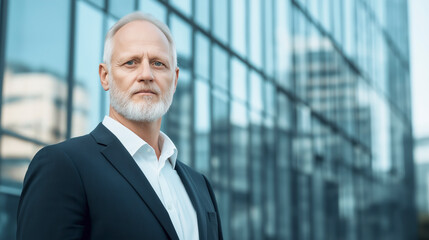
[109,107,163,159]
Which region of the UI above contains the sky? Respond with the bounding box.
[409,0,429,139]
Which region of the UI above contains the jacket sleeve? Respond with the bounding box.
[203,175,224,240]
[17,145,89,240]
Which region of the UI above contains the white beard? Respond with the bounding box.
[109,75,175,122]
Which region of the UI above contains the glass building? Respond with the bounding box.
[0,0,416,239]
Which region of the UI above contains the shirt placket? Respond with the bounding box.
[157,163,184,239]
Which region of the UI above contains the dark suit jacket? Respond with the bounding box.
[17,123,223,240]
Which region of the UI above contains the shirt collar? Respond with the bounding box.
[102,116,178,168]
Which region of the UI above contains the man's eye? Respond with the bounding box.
[154,61,164,67]
[125,60,135,66]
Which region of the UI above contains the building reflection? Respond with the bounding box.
[0,0,415,239]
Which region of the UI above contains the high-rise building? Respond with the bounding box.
[0,0,415,239]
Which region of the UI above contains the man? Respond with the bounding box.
[17,12,222,240]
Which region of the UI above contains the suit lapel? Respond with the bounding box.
[176,162,208,240]
[91,124,179,240]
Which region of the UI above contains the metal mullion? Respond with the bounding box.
[0,0,8,184]
[2,128,49,147]
[189,0,196,169]
[66,0,77,139]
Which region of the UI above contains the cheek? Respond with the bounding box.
[112,72,135,90]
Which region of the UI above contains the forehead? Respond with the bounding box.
[112,20,171,56]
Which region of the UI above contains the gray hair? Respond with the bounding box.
[103,12,177,68]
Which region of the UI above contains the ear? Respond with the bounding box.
[99,63,110,91]
[173,67,179,92]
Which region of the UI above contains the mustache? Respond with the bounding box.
[130,84,161,95]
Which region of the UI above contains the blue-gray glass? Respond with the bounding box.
[263,121,277,238]
[139,0,167,22]
[277,93,292,131]
[170,0,191,18]
[88,0,104,9]
[231,57,247,102]
[194,79,210,174]
[264,80,275,116]
[264,0,274,77]
[0,193,19,240]
[212,44,228,90]
[275,0,292,89]
[194,32,210,80]
[343,0,356,60]
[166,14,193,165]
[195,0,209,30]
[249,71,263,111]
[249,0,262,67]
[211,89,230,238]
[213,0,229,44]
[249,121,263,240]
[3,0,70,143]
[230,101,249,240]
[108,0,135,18]
[231,0,247,57]
[170,14,192,67]
[72,2,104,137]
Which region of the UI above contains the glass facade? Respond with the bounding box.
[0,0,416,239]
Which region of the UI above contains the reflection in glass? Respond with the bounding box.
[232,0,247,57]
[194,32,210,80]
[3,0,70,143]
[0,193,19,240]
[213,0,229,44]
[72,2,104,137]
[212,44,229,90]
[249,71,263,111]
[231,57,247,102]
[108,0,135,18]
[230,100,249,240]
[195,0,210,30]
[249,0,262,67]
[194,80,210,175]
[170,0,191,18]
[1,136,42,187]
[211,89,230,238]
[275,0,292,89]
[139,0,166,22]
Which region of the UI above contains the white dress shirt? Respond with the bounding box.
[102,116,199,240]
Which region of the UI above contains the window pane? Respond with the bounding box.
[231,57,247,102]
[275,0,292,89]
[249,0,262,67]
[139,0,167,22]
[3,0,70,143]
[88,0,104,8]
[195,32,210,80]
[171,0,191,18]
[163,14,193,166]
[213,0,229,44]
[230,100,249,240]
[0,193,19,240]
[108,0,135,18]
[194,80,210,175]
[195,0,209,30]
[212,44,229,90]
[72,2,104,137]
[1,136,43,187]
[232,0,247,56]
[249,71,263,111]
[170,14,192,67]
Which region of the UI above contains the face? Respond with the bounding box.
[99,20,179,122]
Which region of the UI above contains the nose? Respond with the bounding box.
[137,60,154,82]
